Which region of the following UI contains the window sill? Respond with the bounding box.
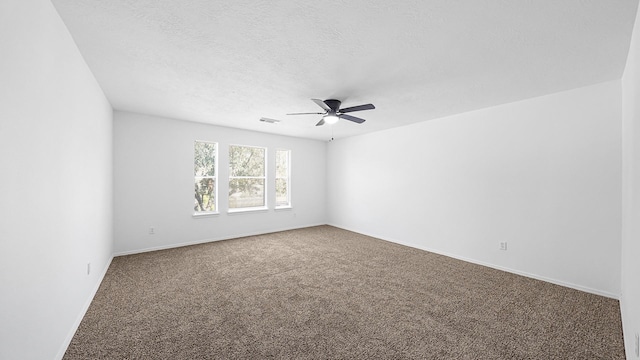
[275,205,292,211]
[227,206,269,215]
[193,212,220,218]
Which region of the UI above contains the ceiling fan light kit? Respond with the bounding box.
[323,114,340,124]
[287,98,375,127]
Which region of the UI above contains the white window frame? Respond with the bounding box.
[228,144,268,213]
[193,140,218,217]
[275,149,291,209]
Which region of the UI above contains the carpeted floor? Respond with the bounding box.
[64,225,625,359]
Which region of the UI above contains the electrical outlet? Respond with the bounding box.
[87,263,91,275]
[635,332,639,357]
[149,227,155,235]
[499,242,508,251]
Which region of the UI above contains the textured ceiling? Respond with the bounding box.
[51,0,638,140]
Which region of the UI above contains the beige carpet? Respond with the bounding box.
[64,226,625,359]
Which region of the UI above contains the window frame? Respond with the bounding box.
[275,148,292,209]
[193,140,219,217]
[228,144,268,213]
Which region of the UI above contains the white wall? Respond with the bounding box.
[622,2,640,357]
[0,1,113,359]
[327,80,622,298]
[113,111,326,254]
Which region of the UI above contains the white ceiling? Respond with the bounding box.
[51,0,638,141]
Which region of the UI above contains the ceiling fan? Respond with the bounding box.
[287,99,375,126]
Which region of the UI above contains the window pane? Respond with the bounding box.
[194,177,216,212]
[229,145,265,177]
[229,178,265,208]
[276,178,288,206]
[275,149,290,207]
[276,150,288,178]
[194,141,217,214]
[194,142,216,177]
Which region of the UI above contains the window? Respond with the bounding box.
[194,141,218,214]
[229,145,266,210]
[275,149,291,208]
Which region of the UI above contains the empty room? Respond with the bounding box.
[2,0,640,359]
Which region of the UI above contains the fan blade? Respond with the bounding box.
[287,112,324,115]
[315,119,325,126]
[339,103,375,113]
[340,114,366,124]
[311,98,332,111]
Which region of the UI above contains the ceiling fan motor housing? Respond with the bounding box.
[324,99,342,113]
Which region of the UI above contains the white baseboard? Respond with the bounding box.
[114,223,327,257]
[328,223,620,300]
[56,256,114,360]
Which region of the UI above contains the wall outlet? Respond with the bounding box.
[149,227,155,235]
[87,263,91,275]
[635,332,639,357]
[499,242,508,251]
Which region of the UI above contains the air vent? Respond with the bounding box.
[259,117,280,124]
